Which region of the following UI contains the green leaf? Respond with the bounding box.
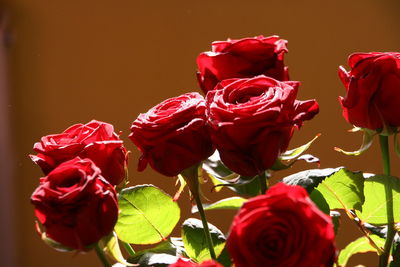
[216,246,232,267]
[115,185,181,244]
[131,241,176,258]
[357,175,400,225]
[133,253,180,267]
[101,232,133,266]
[191,197,246,213]
[282,167,342,193]
[315,168,364,211]
[182,218,226,262]
[310,189,330,215]
[309,189,341,234]
[128,238,186,266]
[362,223,400,244]
[283,167,364,212]
[338,235,385,266]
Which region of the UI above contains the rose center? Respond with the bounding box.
[57,176,81,188]
[158,101,181,111]
[229,87,265,104]
[260,232,286,255]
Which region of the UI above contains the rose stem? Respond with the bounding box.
[122,241,135,256]
[194,192,217,260]
[94,243,111,267]
[181,165,217,260]
[258,172,267,194]
[378,135,395,267]
[389,245,400,267]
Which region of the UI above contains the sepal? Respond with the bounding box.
[271,134,320,170]
[394,132,400,158]
[202,151,264,196]
[191,197,246,213]
[335,127,376,156]
[100,232,134,266]
[35,221,74,252]
[116,157,131,193]
[280,133,320,160]
[173,174,187,201]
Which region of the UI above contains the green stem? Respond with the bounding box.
[122,241,135,256]
[258,172,267,195]
[94,243,111,267]
[181,165,217,260]
[194,193,217,260]
[380,135,391,175]
[389,244,400,267]
[379,135,395,267]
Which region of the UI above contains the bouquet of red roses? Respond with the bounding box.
[30,35,400,267]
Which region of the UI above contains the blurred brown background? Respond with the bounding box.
[1,0,400,266]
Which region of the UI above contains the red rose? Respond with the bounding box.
[30,120,128,185]
[129,92,214,176]
[169,259,223,267]
[227,183,336,267]
[31,157,119,250]
[197,35,289,93]
[206,76,319,176]
[339,52,400,130]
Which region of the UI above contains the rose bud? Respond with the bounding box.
[31,157,119,250]
[30,120,128,185]
[227,183,336,267]
[206,75,319,176]
[169,259,223,267]
[129,92,214,177]
[197,35,289,93]
[339,52,400,131]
